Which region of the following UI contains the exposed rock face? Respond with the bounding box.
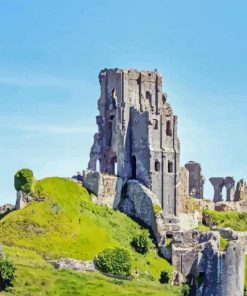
[49,258,96,272]
[88,69,180,216]
[185,161,205,199]
[118,180,165,242]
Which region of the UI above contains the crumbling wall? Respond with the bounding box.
[234,179,247,201]
[16,191,34,209]
[185,161,205,199]
[83,171,122,208]
[197,239,245,296]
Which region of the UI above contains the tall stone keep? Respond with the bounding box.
[88,69,180,216]
[185,161,205,199]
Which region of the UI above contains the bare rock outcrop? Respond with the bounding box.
[49,258,96,272]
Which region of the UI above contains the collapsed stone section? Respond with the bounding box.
[234,179,247,201]
[209,177,225,202]
[170,230,245,296]
[88,69,180,216]
[185,161,205,199]
[209,176,247,202]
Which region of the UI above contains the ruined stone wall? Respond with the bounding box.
[185,161,204,199]
[83,171,122,208]
[234,179,247,201]
[170,230,245,296]
[88,69,180,216]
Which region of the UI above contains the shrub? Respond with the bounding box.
[14,169,34,193]
[219,236,229,251]
[153,204,162,215]
[159,270,170,284]
[131,230,151,254]
[0,258,16,290]
[95,248,131,276]
[181,283,190,296]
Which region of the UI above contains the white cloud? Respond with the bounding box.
[0,123,95,136]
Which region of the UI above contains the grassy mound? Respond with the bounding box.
[0,177,173,280]
[203,208,247,231]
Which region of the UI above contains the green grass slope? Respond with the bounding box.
[0,177,179,295]
[0,246,181,296]
[203,208,247,231]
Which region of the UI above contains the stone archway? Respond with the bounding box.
[209,177,235,202]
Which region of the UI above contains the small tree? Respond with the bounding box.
[95,248,131,276]
[159,270,170,284]
[14,169,34,193]
[0,258,16,290]
[131,230,151,254]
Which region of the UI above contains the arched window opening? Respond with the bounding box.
[131,155,137,179]
[114,162,118,176]
[162,93,167,104]
[112,88,116,98]
[168,161,173,173]
[146,91,152,101]
[153,119,158,130]
[166,120,172,136]
[111,156,117,176]
[108,122,112,147]
[155,160,160,172]
[96,159,100,172]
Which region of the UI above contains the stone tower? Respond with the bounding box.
[88,69,180,216]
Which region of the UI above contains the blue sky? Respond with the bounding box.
[0,0,246,204]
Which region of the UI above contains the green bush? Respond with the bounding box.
[159,270,170,284]
[131,230,151,254]
[0,258,16,290]
[95,248,131,277]
[181,283,190,296]
[14,169,34,193]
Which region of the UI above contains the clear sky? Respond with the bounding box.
[0,0,246,204]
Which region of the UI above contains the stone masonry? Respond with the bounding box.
[85,69,245,295]
[88,69,180,216]
[185,161,205,199]
[209,176,236,202]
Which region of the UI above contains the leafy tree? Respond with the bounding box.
[14,169,34,193]
[95,248,131,276]
[0,258,16,290]
[131,230,151,254]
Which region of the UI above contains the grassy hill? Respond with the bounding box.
[0,177,180,295]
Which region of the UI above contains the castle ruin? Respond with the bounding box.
[84,68,246,296]
[88,68,180,216]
